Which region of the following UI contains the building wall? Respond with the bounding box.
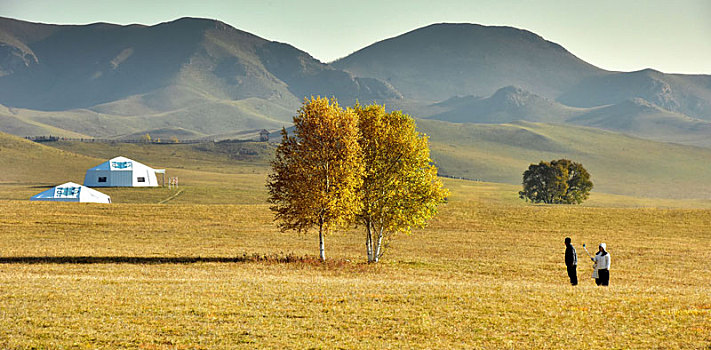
[84,166,159,187]
[111,171,133,187]
[84,170,112,187]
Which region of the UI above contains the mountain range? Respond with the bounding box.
[1,16,710,148]
[0,17,399,138]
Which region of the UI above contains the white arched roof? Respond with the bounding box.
[30,182,111,203]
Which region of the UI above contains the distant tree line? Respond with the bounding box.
[25,136,266,144]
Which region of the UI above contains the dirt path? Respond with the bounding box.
[158,189,184,204]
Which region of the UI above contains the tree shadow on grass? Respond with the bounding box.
[0,254,318,265]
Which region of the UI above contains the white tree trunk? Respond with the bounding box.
[319,220,326,262]
[374,226,384,263]
[366,221,374,263]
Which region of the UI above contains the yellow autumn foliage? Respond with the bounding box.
[354,103,448,262]
[267,97,363,261]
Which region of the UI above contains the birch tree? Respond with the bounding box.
[354,104,448,263]
[267,97,363,261]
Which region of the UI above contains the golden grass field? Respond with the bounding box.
[1,176,710,349]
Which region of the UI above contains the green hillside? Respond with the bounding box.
[419,120,711,199]
[0,132,101,184]
[0,104,93,138]
[4,119,711,203]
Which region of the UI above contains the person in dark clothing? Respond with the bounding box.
[565,237,578,286]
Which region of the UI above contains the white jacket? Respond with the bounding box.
[593,252,611,270]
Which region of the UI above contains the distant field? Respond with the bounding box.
[1,179,709,348]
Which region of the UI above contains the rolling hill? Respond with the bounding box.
[333,24,711,116]
[2,17,711,148]
[417,119,711,199]
[0,131,100,184]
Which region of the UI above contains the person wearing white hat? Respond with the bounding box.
[591,243,611,286]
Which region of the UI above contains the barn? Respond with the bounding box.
[83,156,164,187]
[30,182,111,203]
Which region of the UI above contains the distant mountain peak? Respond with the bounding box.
[410,22,551,41]
[333,22,603,100]
[633,68,664,76]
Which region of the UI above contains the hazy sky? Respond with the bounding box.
[2,0,710,74]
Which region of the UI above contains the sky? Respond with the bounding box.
[2,0,710,74]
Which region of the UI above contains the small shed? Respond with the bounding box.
[30,182,111,203]
[84,156,164,187]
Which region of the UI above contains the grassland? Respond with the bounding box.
[1,132,710,348]
[1,178,710,348]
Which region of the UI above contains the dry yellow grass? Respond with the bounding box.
[0,180,709,348]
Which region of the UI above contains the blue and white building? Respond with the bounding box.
[30,182,111,203]
[83,156,164,187]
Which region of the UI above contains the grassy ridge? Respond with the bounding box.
[420,120,711,199]
[0,132,101,184]
[0,180,709,348]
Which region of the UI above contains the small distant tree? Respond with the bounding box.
[141,133,152,144]
[354,104,448,263]
[267,97,363,261]
[519,159,593,204]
